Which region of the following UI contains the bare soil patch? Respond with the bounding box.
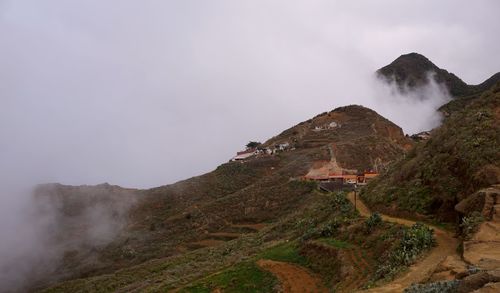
[257,259,328,293]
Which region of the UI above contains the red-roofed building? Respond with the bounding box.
[236,148,256,156]
[232,148,257,161]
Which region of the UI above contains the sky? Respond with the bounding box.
[1,0,499,189]
[0,1,499,289]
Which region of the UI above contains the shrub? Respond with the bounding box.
[246,141,261,148]
[460,211,484,240]
[400,223,436,253]
[298,217,342,242]
[364,212,382,233]
[375,223,436,280]
[289,179,317,190]
[329,192,354,214]
[300,227,318,242]
[299,220,340,242]
[296,218,318,242]
[319,219,341,237]
[404,280,460,293]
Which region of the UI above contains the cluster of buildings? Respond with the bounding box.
[231,142,292,161]
[410,131,431,141]
[313,121,341,132]
[304,171,378,185]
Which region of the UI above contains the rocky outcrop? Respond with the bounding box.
[432,185,500,292]
[462,186,500,271]
[471,282,500,292]
[455,185,500,220]
[429,255,468,282]
[425,186,500,292]
[457,270,500,293]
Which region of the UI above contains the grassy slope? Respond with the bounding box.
[44,153,323,285]
[42,192,334,292]
[180,262,278,293]
[361,83,500,222]
[44,192,434,292]
[39,105,412,291]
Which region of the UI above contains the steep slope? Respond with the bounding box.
[35,105,410,291]
[377,53,500,98]
[361,82,500,222]
[266,105,411,171]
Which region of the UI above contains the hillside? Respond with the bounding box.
[27,55,499,293]
[377,53,500,98]
[361,82,500,222]
[33,105,414,292]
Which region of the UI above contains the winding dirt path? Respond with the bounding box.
[256,259,328,293]
[347,192,459,293]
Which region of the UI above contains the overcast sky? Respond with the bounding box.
[1,0,499,188]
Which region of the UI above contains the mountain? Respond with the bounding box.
[377,52,500,98]
[27,54,500,292]
[359,82,500,291]
[35,106,413,292]
[361,82,500,222]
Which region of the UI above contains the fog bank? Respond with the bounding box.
[1,0,498,188]
[0,0,498,290]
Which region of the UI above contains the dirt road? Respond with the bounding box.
[253,193,458,293]
[256,259,328,293]
[347,192,459,292]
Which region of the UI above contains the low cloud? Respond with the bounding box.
[366,72,452,134]
[0,1,497,290]
[0,184,137,291]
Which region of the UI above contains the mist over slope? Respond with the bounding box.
[0,52,495,291]
[40,104,412,291]
[377,52,500,97]
[0,1,499,292]
[39,79,499,292]
[2,0,499,190]
[0,184,138,291]
[362,82,500,221]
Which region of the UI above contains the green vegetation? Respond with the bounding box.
[246,141,262,149]
[288,179,318,190]
[296,192,356,241]
[259,242,308,266]
[460,211,484,240]
[43,186,421,293]
[40,98,426,292]
[364,212,383,233]
[181,262,277,293]
[404,280,460,293]
[375,223,436,280]
[318,238,351,249]
[330,192,355,214]
[362,83,500,222]
[299,218,341,242]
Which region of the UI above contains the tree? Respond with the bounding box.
[246,141,261,149]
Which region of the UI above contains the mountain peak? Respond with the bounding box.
[390,52,438,69]
[377,53,500,98]
[376,52,468,96]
